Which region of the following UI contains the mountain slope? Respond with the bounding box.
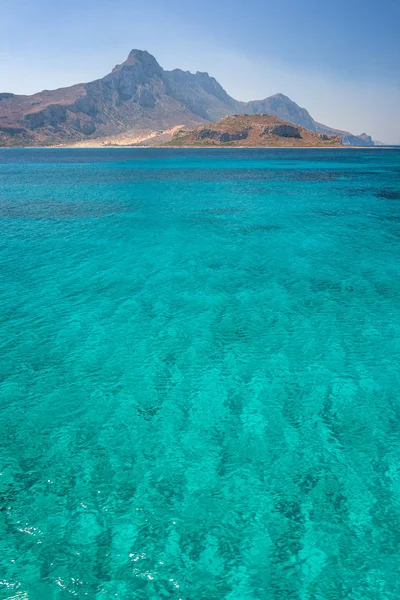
[238,94,375,146]
[0,51,206,147]
[313,121,374,146]
[0,49,374,147]
[165,114,342,147]
[239,94,317,132]
[163,69,237,121]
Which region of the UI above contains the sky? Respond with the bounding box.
[1,0,399,143]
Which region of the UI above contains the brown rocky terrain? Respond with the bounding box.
[165,114,342,148]
[0,49,373,147]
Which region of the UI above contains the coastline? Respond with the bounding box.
[1,145,398,150]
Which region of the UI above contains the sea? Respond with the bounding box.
[0,148,399,599]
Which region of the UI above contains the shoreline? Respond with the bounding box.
[1,145,398,150]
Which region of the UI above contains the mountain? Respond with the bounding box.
[165,114,342,147]
[238,94,317,132]
[313,122,375,146]
[0,49,373,147]
[239,95,375,146]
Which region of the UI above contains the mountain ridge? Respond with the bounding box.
[0,49,375,147]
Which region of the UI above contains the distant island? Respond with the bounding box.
[164,114,342,148]
[0,49,376,148]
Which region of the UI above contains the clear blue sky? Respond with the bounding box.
[1,0,399,142]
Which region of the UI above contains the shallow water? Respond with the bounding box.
[0,148,400,599]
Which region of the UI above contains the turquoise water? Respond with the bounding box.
[0,148,400,599]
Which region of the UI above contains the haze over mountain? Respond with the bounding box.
[0,50,375,147]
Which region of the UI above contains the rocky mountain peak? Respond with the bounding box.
[100,50,164,104]
[269,93,290,101]
[112,49,162,74]
[358,133,373,142]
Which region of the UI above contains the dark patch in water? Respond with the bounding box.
[315,209,347,217]
[345,187,376,197]
[0,199,135,219]
[240,185,275,196]
[297,473,319,493]
[137,405,161,421]
[376,190,400,200]
[274,499,304,523]
[355,171,382,176]
[292,171,340,182]
[309,278,357,294]
[375,214,400,223]
[240,223,281,234]
[185,214,233,227]
[199,207,242,215]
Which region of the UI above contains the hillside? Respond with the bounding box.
[165,114,342,148]
[0,49,373,147]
